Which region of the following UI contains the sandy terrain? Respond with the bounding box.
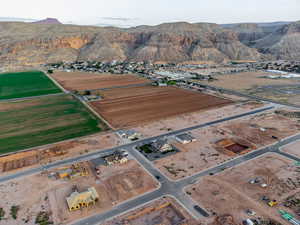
[0,132,121,174]
[221,113,300,146]
[155,110,300,180]
[51,71,150,91]
[90,86,233,129]
[200,71,297,90]
[281,140,300,158]
[186,153,300,225]
[104,196,201,225]
[155,127,236,180]
[0,159,158,225]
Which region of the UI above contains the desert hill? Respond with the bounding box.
[0,20,299,67]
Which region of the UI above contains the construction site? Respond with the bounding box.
[154,109,300,180]
[186,153,300,225]
[103,197,200,225]
[0,158,158,225]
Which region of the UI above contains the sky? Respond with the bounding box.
[1,0,300,27]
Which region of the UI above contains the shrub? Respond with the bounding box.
[35,211,53,225]
[0,207,5,220]
[10,205,20,220]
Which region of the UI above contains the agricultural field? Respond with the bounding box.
[0,95,104,154]
[90,86,233,129]
[0,71,61,100]
[50,71,150,91]
[0,132,121,173]
[185,153,300,225]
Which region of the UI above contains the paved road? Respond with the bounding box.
[3,102,298,225]
[190,81,300,109]
[73,130,300,225]
[0,105,274,184]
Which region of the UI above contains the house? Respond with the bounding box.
[117,130,140,141]
[151,139,173,153]
[175,133,196,144]
[158,82,167,87]
[103,151,128,166]
[66,187,99,211]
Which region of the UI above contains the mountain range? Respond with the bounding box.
[0,20,299,67]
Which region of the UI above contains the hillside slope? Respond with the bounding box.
[0,21,299,67]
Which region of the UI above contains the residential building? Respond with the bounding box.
[117,130,140,141]
[175,133,196,144]
[103,151,128,166]
[66,187,99,211]
[151,139,173,153]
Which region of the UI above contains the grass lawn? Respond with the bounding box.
[0,71,62,100]
[139,144,153,154]
[0,95,106,154]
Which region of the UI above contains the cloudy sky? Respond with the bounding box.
[1,0,299,27]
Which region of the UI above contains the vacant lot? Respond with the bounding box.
[51,71,150,91]
[186,153,299,225]
[155,111,300,180]
[104,197,200,225]
[200,71,297,90]
[0,95,104,154]
[91,86,233,129]
[281,140,300,158]
[0,71,61,100]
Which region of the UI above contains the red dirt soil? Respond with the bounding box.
[91,86,233,129]
[51,72,150,91]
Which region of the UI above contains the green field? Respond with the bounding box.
[0,95,106,154]
[0,71,62,100]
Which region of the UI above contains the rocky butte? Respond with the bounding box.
[0,20,299,67]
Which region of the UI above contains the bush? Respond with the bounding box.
[35,211,53,225]
[0,208,5,220]
[10,205,20,220]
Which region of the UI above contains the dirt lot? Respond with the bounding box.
[103,196,200,225]
[186,153,300,225]
[0,132,121,174]
[134,101,264,137]
[90,86,233,129]
[200,71,297,90]
[0,159,158,225]
[281,140,300,158]
[51,71,150,91]
[155,110,300,180]
[246,84,300,105]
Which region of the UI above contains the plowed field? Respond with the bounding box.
[91,86,233,128]
[51,72,150,91]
